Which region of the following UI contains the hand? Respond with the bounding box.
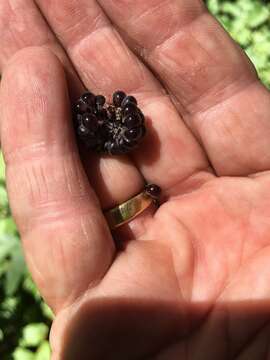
[1,1,270,359]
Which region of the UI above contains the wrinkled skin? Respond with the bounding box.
[1,1,270,359]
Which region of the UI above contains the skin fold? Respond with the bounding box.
[1,0,270,358]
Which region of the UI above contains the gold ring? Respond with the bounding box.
[104,190,155,230]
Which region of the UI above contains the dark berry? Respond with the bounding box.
[124,127,143,141]
[144,184,161,198]
[119,136,136,149]
[81,92,95,106]
[82,113,98,131]
[98,108,108,122]
[113,91,126,107]
[104,141,112,152]
[123,114,142,129]
[77,124,90,137]
[74,90,146,155]
[121,95,137,108]
[92,108,99,117]
[107,105,116,122]
[138,109,145,124]
[116,142,130,154]
[74,100,88,114]
[75,113,83,125]
[85,135,99,148]
[95,95,106,108]
[105,141,121,155]
[122,103,138,117]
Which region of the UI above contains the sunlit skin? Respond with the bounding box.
[1,1,270,359]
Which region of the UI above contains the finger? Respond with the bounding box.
[97,0,270,176]
[35,0,211,197]
[0,0,82,97]
[0,0,145,212]
[0,47,115,312]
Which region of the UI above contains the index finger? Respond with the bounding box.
[0,47,115,313]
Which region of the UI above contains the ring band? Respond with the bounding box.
[104,190,155,230]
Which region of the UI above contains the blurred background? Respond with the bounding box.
[0,0,270,359]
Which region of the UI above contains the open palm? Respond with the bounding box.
[1,1,270,359]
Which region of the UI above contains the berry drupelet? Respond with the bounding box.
[73,90,146,155]
[113,91,126,107]
[144,184,161,198]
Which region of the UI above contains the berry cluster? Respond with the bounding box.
[73,90,146,155]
